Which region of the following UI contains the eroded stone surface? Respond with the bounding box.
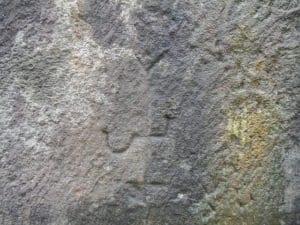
[0,0,299,224]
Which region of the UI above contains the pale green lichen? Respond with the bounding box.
[228,25,260,54]
[197,95,285,225]
[197,42,286,224]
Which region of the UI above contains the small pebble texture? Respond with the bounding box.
[0,0,299,224]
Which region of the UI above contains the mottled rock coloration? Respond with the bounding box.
[0,0,299,224]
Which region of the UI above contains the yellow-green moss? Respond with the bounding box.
[228,25,259,54]
[225,105,274,170]
[199,95,283,225]
[196,17,287,224]
[197,90,285,225]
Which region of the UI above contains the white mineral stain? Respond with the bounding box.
[43,0,153,202]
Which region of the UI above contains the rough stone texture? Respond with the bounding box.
[0,0,299,224]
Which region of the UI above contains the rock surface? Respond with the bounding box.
[0,0,299,224]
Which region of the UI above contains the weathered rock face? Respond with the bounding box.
[0,0,299,224]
